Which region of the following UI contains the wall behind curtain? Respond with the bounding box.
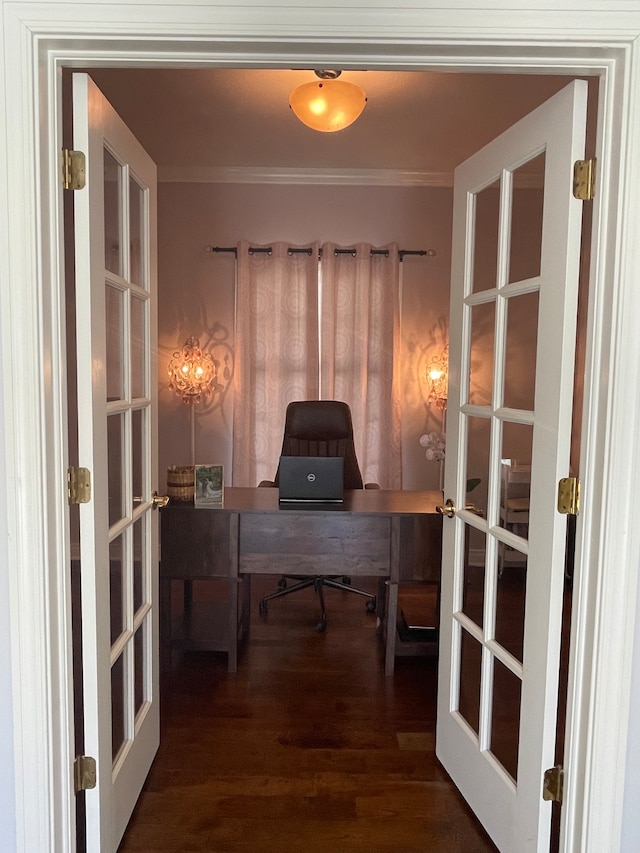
[157,182,453,491]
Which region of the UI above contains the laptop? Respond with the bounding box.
[278,455,344,503]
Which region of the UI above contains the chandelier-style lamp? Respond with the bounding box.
[168,336,217,404]
[168,336,218,467]
[426,345,449,410]
[289,70,367,133]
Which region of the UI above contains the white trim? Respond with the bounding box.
[0,7,74,852]
[157,166,547,188]
[562,41,640,853]
[2,4,640,853]
[44,55,78,853]
[158,165,454,186]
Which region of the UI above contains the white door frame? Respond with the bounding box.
[2,4,640,853]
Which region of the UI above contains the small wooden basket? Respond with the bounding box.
[167,465,195,501]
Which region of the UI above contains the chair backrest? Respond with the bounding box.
[274,400,364,490]
[500,458,531,518]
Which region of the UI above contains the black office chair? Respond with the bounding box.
[258,399,378,632]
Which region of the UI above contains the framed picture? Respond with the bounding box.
[194,464,224,507]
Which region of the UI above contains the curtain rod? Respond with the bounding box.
[204,245,436,260]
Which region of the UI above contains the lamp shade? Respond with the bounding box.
[289,78,367,132]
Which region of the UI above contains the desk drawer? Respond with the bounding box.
[239,514,391,576]
[160,505,230,578]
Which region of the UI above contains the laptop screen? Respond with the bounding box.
[278,456,344,503]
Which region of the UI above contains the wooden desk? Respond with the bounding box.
[160,487,442,675]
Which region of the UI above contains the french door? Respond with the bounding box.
[73,73,159,851]
[436,80,588,852]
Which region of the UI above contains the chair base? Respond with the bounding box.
[259,575,377,633]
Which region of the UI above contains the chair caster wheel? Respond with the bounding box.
[316,619,326,633]
[366,599,376,614]
[277,578,287,590]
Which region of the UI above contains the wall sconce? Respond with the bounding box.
[426,345,449,410]
[289,70,367,133]
[168,336,217,404]
[168,336,218,466]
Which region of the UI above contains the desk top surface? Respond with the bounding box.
[165,487,443,516]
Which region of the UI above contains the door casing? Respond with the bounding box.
[2,5,640,853]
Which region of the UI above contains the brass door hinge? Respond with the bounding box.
[558,477,580,515]
[74,755,96,793]
[573,158,596,201]
[68,466,91,504]
[62,149,86,190]
[542,764,564,803]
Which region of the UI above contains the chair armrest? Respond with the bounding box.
[364,482,381,489]
[258,480,276,488]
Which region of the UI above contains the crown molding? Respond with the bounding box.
[157,165,544,188]
[157,165,454,187]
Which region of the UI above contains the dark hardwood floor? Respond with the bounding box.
[117,576,497,853]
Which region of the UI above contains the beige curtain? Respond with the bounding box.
[232,241,320,486]
[321,243,402,489]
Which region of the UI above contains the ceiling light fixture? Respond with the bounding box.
[289,70,367,133]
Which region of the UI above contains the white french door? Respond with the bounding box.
[73,73,159,851]
[436,80,588,852]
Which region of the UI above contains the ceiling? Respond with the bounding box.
[81,68,583,183]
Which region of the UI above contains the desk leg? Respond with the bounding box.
[385,582,398,676]
[227,512,239,673]
[385,516,401,676]
[227,579,238,674]
[241,574,251,639]
[376,577,387,624]
[183,579,193,613]
[160,577,171,672]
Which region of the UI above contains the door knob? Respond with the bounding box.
[152,491,170,509]
[464,503,483,516]
[436,499,456,518]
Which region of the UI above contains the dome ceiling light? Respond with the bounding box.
[289,70,367,133]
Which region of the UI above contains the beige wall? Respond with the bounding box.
[156,179,584,498]
[157,182,453,491]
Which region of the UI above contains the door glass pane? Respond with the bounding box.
[468,300,495,406]
[503,291,539,411]
[129,176,144,287]
[108,413,124,528]
[508,153,545,285]
[109,536,127,645]
[104,148,121,276]
[465,415,490,519]
[111,653,125,762]
[134,624,145,718]
[131,296,146,399]
[458,628,482,736]
[499,423,532,536]
[132,408,144,506]
[133,516,145,614]
[490,657,522,783]
[462,526,485,628]
[495,552,527,664]
[109,534,125,644]
[106,284,124,402]
[472,179,500,293]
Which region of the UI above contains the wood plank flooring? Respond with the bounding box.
[117,576,497,853]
